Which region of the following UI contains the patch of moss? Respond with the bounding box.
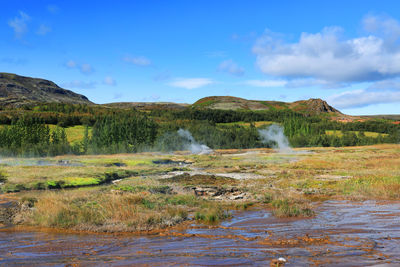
[64,177,102,187]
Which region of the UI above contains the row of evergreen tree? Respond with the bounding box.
[0,108,398,156]
[0,117,69,156]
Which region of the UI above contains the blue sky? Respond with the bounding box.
[1,0,400,115]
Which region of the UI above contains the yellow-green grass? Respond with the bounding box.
[340,175,400,199]
[0,152,191,188]
[2,144,400,232]
[0,124,92,145]
[325,130,388,138]
[2,165,106,185]
[48,125,92,144]
[270,199,314,217]
[217,121,273,127]
[21,180,231,231]
[49,177,102,187]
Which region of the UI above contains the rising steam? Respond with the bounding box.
[177,129,213,154]
[258,124,292,153]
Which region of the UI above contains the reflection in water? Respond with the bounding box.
[1,201,400,266]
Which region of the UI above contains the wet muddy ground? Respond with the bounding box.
[1,200,399,266]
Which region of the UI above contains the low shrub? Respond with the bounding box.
[271,199,314,217]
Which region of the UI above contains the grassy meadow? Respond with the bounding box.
[47,125,92,145]
[325,130,389,138]
[0,144,399,232]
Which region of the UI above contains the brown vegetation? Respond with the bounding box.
[0,144,399,232]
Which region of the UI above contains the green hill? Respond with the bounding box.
[0,73,92,107]
[193,96,342,117]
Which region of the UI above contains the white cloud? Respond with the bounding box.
[253,16,400,84]
[8,11,30,39]
[65,60,77,68]
[362,14,400,43]
[80,63,93,74]
[169,78,214,89]
[285,78,337,88]
[103,76,116,86]
[328,79,400,109]
[36,24,51,35]
[328,89,400,109]
[368,78,400,91]
[123,56,152,66]
[218,60,245,76]
[62,80,96,89]
[244,79,287,87]
[64,60,94,74]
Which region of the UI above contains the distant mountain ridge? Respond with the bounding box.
[0,73,375,122]
[103,101,190,110]
[0,73,92,107]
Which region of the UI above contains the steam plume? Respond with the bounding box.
[258,124,292,153]
[177,129,213,154]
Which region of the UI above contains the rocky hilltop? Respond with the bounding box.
[0,73,92,107]
[291,98,341,116]
[193,96,342,116]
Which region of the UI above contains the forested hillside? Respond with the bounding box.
[0,73,397,156]
[0,102,398,156]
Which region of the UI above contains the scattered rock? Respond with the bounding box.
[161,171,264,181]
[270,257,286,266]
[57,160,71,165]
[192,186,219,197]
[192,186,249,201]
[0,200,19,225]
[227,192,246,200]
[0,199,35,226]
[315,174,352,180]
[111,179,123,184]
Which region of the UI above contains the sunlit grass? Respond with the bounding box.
[55,177,102,187]
[325,130,388,138]
[47,125,92,144]
[217,120,273,128]
[2,144,400,231]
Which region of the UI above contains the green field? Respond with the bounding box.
[325,130,388,138]
[48,125,92,144]
[217,121,273,127]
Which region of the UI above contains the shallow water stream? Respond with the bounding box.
[1,200,400,266]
